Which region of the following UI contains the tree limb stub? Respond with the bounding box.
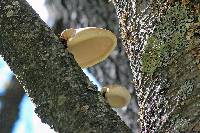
[0,0,131,132]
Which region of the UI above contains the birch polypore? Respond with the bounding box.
[61,27,117,68]
[101,85,131,108]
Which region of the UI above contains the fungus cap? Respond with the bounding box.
[101,85,131,108]
[61,27,117,68]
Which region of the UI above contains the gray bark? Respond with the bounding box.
[45,0,139,131]
[0,0,131,132]
[112,0,200,132]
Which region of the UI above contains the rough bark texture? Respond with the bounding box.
[112,0,200,132]
[45,0,139,131]
[0,76,25,133]
[0,0,131,132]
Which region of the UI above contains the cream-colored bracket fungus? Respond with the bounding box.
[101,85,131,108]
[60,27,117,68]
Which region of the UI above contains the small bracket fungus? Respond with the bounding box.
[101,85,131,108]
[60,27,117,68]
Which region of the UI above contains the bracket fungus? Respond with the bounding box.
[101,85,131,108]
[60,27,117,68]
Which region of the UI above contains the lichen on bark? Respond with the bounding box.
[142,3,190,75]
[112,0,200,132]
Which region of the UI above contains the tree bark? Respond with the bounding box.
[0,0,131,132]
[112,0,200,132]
[45,0,139,131]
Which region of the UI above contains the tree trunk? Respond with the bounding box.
[45,0,139,131]
[0,0,131,132]
[112,0,200,132]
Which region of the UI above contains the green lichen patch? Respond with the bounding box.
[6,10,14,17]
[142,36,164,74]
[179,80,194,100]
[142,3,192,75]
[58,95,66,106]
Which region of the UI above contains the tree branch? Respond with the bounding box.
[0,0,131,132]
